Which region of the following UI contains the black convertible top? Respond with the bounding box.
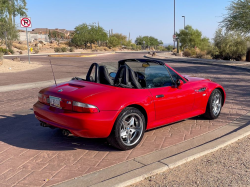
[118,59,165,67]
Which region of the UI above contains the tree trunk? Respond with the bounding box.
[246,49,250,62]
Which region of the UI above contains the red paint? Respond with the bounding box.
[33,61,226,138]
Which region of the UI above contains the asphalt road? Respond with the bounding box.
[1,52,148,86]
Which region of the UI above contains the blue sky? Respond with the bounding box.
[21,0,232,44]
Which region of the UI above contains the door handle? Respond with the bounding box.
[156,94,164,98]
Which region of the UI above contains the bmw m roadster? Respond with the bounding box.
[33,59,226,150]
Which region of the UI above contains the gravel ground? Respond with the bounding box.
[0,58,42,73]
[129,135,250,187]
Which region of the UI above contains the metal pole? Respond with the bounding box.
[26,27,30,64]
[182,16,185,29]
[174,0,175,48]
[184,16,185,28]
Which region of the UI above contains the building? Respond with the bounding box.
[31,28,73,38]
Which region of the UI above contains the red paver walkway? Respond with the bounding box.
[0,61,249,186]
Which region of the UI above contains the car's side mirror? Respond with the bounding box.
[109,72,116,78]
[177,79,184,88]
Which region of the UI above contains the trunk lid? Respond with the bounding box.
[41,80,116,102]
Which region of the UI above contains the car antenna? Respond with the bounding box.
[49,60,57,86]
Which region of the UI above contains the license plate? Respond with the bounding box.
[49,96,61,108]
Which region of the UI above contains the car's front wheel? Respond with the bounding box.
[204,89,223,119]
[107,107,145,150]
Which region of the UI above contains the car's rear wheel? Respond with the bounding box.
[204,89,222,119]
[107,107,145,150]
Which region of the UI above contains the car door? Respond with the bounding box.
[146,65,195,121]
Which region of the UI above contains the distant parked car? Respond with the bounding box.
[33,59,226,150]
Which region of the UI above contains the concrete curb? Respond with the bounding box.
[115,51,150,53]
[48,53,115,58]
[3,52,112,57]
[53,112,250,187]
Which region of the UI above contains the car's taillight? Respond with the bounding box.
[73,101,99,113]
[38,92,98,113]
[38,93,49,105]
[38,93,43,102]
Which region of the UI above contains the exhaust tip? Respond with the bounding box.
[40,122,55,129]
[62,129,70,136]
[40,122,46,127]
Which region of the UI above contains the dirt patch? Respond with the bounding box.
[0,58,42,73]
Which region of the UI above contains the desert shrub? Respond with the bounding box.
[183,49,191,57]
[190,48,196,56]
[54,47,61,52]
[34,48,39,54]
[69,47,75,52]
[172,48,182,53]
[196,51,207,58]
[103,47,110,51]
[12,43,27,50]
[61,47,67,52]
[137,45,142,50]
[97,47,104,51]
[19,51,23,54]
[111,47,119,51]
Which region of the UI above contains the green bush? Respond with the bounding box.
[54,47,61,52]
[190,48,196,56]
[8,48,14,54]
[131,44,137,50]
[213,29,249,60]
[165,45,174,51]
[0,47,9,55]
[136,45,142,50]
[61,47,67,52]
[69,47,75,52]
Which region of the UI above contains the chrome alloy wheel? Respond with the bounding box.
[120,113,143,146]
[212,92,222,116]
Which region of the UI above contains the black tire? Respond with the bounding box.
[203,89,223,119]
[107,107,146,150]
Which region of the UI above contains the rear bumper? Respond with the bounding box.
[33,101,119,138]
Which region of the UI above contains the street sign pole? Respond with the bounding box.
[21,17,31,64]
[25,27,30,64]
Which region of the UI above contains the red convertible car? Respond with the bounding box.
[33,59,226,150]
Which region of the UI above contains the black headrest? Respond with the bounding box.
[86,63,99,83]
[114,65,129,86]
[128,68,142,89]
[99,65,113,85]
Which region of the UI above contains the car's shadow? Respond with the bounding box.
[0,108,211,152]
[0,110,119,152]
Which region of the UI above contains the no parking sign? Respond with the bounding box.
[20,17,32,64]
[20,17,31,28]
